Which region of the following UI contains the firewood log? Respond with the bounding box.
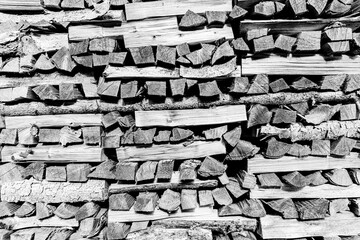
[331,136,356,156]
[0,129,17,145]
[305,104,340,125]
[109,52,127,66]
[253,35,275,53]
[87,160,117,180]
[282,171,309,188]
[46,166,67,182]
[205,11,227,27]
[14,202,35,218]
[109,193,135,211]
[325,0,353,16]
[295,31,321,52]
[198,190,214,207]
[32,85,59,100]
[324,169,353,186]
[120,80,138,99]
[155,160,174,181]
[321,74,347,91]
[66,164,91,183]
[129,46,155,66]
[69,40,89,56]
[272,108,297,124]
[225,177,248,199]
[136,161,158,182]
[51,47,76,73]
[156,45,176,67]
[257,173,283,188]
[35,54,55,71]
[323,41,350,55]
[274,35,296,52]
[54,203,79,219]
[229,77,250,94]
[97,78,120,98]
[115,162,138,182]
[287,0,307,16]
[89,38,116,53]
[269,78,290,92]
[288,143,311,157]
[180,189,197,211]
[340,103,358,120]
[232,38,250,53]
[305,171,328,186]
[61,0,85,9]
[265,137,292,158]
[75,202,100,221]
[203,125,227,140]
[22,162,45,181]
[73,55,93,68]
[223,126,242,147]
[198,156,226,178]
[329,199,350,215]
[229,5,248,20]
[307,0,327,15]
[179,160,201,181]
[92,54,110,67]
[264,198,298,219]
[108,222,130,240]
[349,168,360,184]
[295,199,330,220]
[247,74,269,95]
[179,10,206,30]
[36,202,55,220]
[218,203,242,217]
[170,128,193,142]
[248,104,272,128]
[211,41,234,65]
[218,172,230,185]
[226,140,260,160]
[134,192,159,213]
[253,1,276,18]
[153,130,171,143]
[238,199,266,218]
[176,43,191,57]
[212,187,233,206]
[146,81,166,97]
[186,44,216,66]
[246,28,268,41]
[237,170,256,189]
[198,80,221,97]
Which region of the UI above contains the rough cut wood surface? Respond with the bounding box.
[135,105,246,127]
[1,145,102,163]
[250,184,360,199]
[0,216,78,230]
[1,179,108,203]
[259,212,360,239]
[125,0,232,20]
[116,141,226,161]
[248,153,360,173]
[104,66,180,79]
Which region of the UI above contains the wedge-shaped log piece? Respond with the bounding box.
[75,202,100,221]
[331,136,356,156]
[129,46,155,66]
[306,171,328,186]
[1,179,108,203]
[155,160,174,180]
[133,128,156,145]
[198,156,226,178]
[0,163,24,183]
[18,126,38,146]
[159,189,181,213]
[181,189,197,211]
[305,104,340,125]
[0,202,20,218]
[211,41,234,65]
[229,77,250,93]
[73,55,92,68]
[248,74,269,95]
[291,102,308,115]
[282,171,308,188]
[61,0,85,9]
[89,38,116,53]
[46,166,66,182]
[324,169,353,187]
[88,160,117,180]
[169,79,186,97]
[54,203,79,219]
[115,162,138,182]
[225,177,248,199]
[109,193,135,211]
[32,85,59,100]
[179,159,201,181]
[176,43,190,57]
[222,126,242,147]
[186,44,215,66]
[120,80,138,99]
[264,198,298,219]
[69,40,89,56]
[287,0,307,16]
[226,140,259,161]
[312,139,331,156]
[232,38,250,53]
[247,28,268,41]
[325,0,352,16]
[203,125,227,140]
[248,104,272,128]
[344,74,360,93]
[36,202,56,220]
[340,103,358,120]
[0,129,17,145]
[321,74,347,91]
[108,222,130,240]
[170,128,193,142]
[329,199,349,215]
[51,47,76,73]
[212,187,233,206]
[66,164,91,183]
[295,31,321,52]
[206,11,227,27]
[307,0,327,15]
[323,41,350,55]
[179,10,206,30]
[253,1,276,17]
[295,198,329,220]
[136,161,157,182]
[134,192,159,213]
[198,81,221,97]
[109,52,127,66]
[272,108,296,124]
[22,162,45,181]
[92,54,110,67]
[156,45,176,67]
[35,54,55,71]
[258,173,283,188]
[97,78,120,98]
[238,199,266,218]
[146,81,166,97]
[237,170,256,189]
[253,35,275,53]
[154,130,171,143]
[274,35,296,52]
[265,137,291,158]
[15,202,35,218]
[59,126,82,146]
[288,143,311,157]
[218,203,242,217]
[199,190,214,207]
[291,77,318,91]
[229,5,247,20]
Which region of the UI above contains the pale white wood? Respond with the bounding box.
[0,87,34,102]
[1,145,102,163]
[250,184,360,199]
[259,212,360,239]
[31,33,69,53]
[125,0,232,20]
[242,54,360,75]
[0,0,43,11]
[5,114,102,128]
[248,153,360,174]
[0,216,78,230]
[135,105,247,127]
[104,66,180,79]
[116,141,226,161]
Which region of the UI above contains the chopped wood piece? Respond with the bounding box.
[38,129,60,143]
[350,199,360,216]
[212,187,233,206]
[159,189,181,213]
[109,193,135,211]
[120,81,138,99]
[295,199,329,220]
[117,114,134,129]
[134,192,159,213]
[331,136,356,156]
[170,128,193,142]
[226,140,259,161]
[83,127,101,146]
[180,189,197,211]
[229,77,249,94]
[198,80,221,97]
[108,223,131,240]
[2,58,20,74]
[349,168,360,184]
[102,111,121,129]
[146,81,166,97]
[0,202,20,218]
[218,203,242,217]
[156,45,176,67]
[156,160,174,180]
[102,135,120,148]
[248,104,272,128]
[36,202,55,220]
[32,85,59,100]
[265,137,291,158]
[109,52,127,66]
[344,74,360,93]
[253,1,276,18]
[18,126,38,145]
[340,103,358,120]
[306,171,328,186]
[272,108,296,124]
[247,74,269,95]
[282,171,309,188]
[291,102,309,115]
[44,0,61,9]
[198,156,226,178]
[321,74,347,91]
[177,56,191,65]
[203,125,227,140]
[264,198,298,219]
[153,130,171,143]
[324,169,353,187]
[69,40,89,56]
[0,163,23,184]
[274,35,296,52]
[179,159,201,181]
[205,11,227,28]
[198,190,214,207]
[238,199,266,218]
[211,41,234,65]
[59,83,76,101]
[246,28,268,41]
[231,231,256,240]
[120,128,135,145]
[89,38,116,53]
[88,160,117,180]
[179,10,206,30]
[51,47,76,73]
[115,162,138,181]
[218,172,230,185]
[307,0,327,15]
[92,53,110,67]
[129,46,155,65]
[296,31,321,52]
[258,173,283,188]
[35,54,55,71]
[75,202,100,221]
[253,35,275,53]
[66,164,91,183]
[325,0,352,16]
[59,126,82,146]
[323,27,352,42]
[46,166,66,182]
[176,43,191,57]
[169,79,186,97]
[229,5,247,20]
[54,203,79,219]
[232,38,250,53]
[329,199,350,215]
[22,162,45,181]
[186,44,215,66]
[61,0,85,9]
[133,128,156,145]
[291,77,318,91]
[237,170,256,189]
[305,104,340,125]
[15,202,35,218]
[287,143,311,157]
[225,177,248,198]
[73,55,93,68]
[0,129,17,145]
[136,161,158,182]
[287,0,307,16]
[269,78,290,93]
[129,221,149,234]
[323,41,350,55]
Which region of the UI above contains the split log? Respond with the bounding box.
[307,0,327,15]
[295,199,330,220]
[312,139,330,156]
[247,104,272,128]
[176,43,191,57]
[344,74,360,93]
[0,87,36,103]
[35,54,55,71]
[159,189,181,213]
[291,77,318,91]
[89,38,116,53]
[206,11,227,27]
[121,81,138,99]
[133,128,156,145]
[257,173,283,188]
[226,140,259,161]
[61,0,85,9]
[146,81,166,97]
[238,199,266,218]
[287,143,311,157]
[274,34,296,52]
[229,5,248,20]
[323,27,352,41]
[349,168,360,184]
[36,202,56,220]
[212,187,233,206]
[180,189,197,211]
[282,171,308,188]
[203,125,227,140]
[32,85,59,101]
[1,179,108,203]
[109,193,135,211]
[156,45,176,67]
[69,40,89,56]
[296,31,321,52]
[129,221,148,234]
[66,164,91,182]
[325,0,352,16]
[0,163,24,185]
[0,202,20,218]
[218,203,242,217]
[290,102,308,115]
[211,41,234,65]
[199,190,214,207]
[51,47,76,73]
[306,171,328,186]
[46,166,67,182]
[287,0,307,16]
[154,130,171,143]
[0,129,17,145]
[305,104,340,125]
[231,38,250,53]
[253,35,275,53]
[92,54,110,67]
[340,103,358,120]
[136,161,157,182]
[170,128,193,142]
[331,136,356,156]
[179,10,206,30]
[15,202,36,218]
[59,126,82,146]
[97,78,120,97]
[323,169,353,187]
[109,52,127,66]
[225,177,248,199]
[107,222,130,240]
[246,28,268,41]
[265,137,292,158]
[18,126,38,146]
[272,108,296,124]
[82,127,101,145]
[321,74,347,91]
[198,156,226,178]
[129,46,155,66]
[323,41,350,55]
[329,199,350,215]
[88,160,117,180]
[186,44,216,66]
[229,77,250,94]
[73,55,93,68]
[198,80,221,97]
[115,162,138,182]
[247,74,269,95]
[218,172,229,185]
[264,198,298,219]
[54,203,79,219]
[179,160,201,181]
[75,202,100,221]
[134,192,159,213]
[1,58,20,74]
[22,162,45,181]
[237,170,256,189]
[102,111,121,129]
[253,1,276,18]
[156,160,174,180]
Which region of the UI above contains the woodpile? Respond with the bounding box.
[0,0,360,239]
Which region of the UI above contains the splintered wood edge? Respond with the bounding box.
[0,216,79,230]
[248,153,360,174]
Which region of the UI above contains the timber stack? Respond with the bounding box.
[0,0,360,239]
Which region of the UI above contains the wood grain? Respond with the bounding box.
[0,216,78,230]
[116,141,226,161]
[135,105,246,127]
[104,66,180,79]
